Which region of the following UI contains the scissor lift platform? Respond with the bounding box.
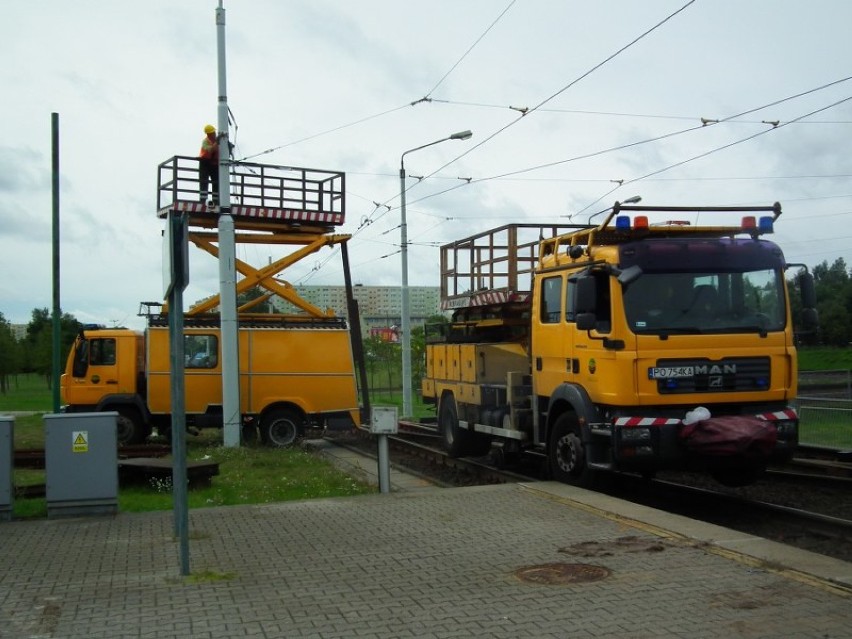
[156,155,346,232]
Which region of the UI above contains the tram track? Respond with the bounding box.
[13,444,171,469]
[625,475,852,563]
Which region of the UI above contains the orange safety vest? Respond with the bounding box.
[199,136,218,163]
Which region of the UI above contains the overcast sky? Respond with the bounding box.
[2,1,850,330]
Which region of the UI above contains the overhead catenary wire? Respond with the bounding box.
[427,97,852,125]
[345,94,851,276]
[419,0,699,184]
[382,76,852,219]
[421,0,516,99]
[298,9,851,281]
[366,91,852,249]
[571,93,852,218]
[236,102,412,162]
[236,0,515,168]
[353,0,699,236]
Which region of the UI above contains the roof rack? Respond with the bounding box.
[540,202,783,259]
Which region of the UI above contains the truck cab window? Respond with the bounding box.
[90,338,116,366]
[623,270,785,334]
[564,278,576,322]
[540,276,562,323]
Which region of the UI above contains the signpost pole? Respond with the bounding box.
[166,211,190,576]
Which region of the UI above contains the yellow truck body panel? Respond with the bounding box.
[145,325,358,419]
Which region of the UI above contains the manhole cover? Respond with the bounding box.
[514,562,611,585]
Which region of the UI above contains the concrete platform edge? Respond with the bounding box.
[520,481,852,594]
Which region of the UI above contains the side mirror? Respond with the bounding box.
[574,276,597,313]
[798,272,817,309]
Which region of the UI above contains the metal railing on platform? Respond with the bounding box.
[156,155,345,225]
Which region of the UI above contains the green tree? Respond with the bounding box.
[363,334,399,392]
[411,325,426,393]
[23,308,82,388]
[811,258,852,346]
[818,299,851,347]
[0,313,21,393]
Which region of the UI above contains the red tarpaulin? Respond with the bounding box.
[679,416,777,456]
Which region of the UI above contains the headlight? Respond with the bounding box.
[620,427,650,442]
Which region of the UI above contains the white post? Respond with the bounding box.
[216,0,240,447]
[398,130,472,419]
[399,163,412,419]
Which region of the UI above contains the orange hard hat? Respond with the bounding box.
[204,124,215,134]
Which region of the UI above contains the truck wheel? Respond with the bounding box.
[548,413,593,486]
[260,408,303,448]
[438,394,470,457]
[116,408,145,446]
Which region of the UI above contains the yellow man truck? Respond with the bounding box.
[60,314,361,446]
[422,204,817,486]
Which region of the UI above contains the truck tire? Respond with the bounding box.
[548,413,594,486]
[116,407,145,446]
[438,394,471,458]
[260,408,304,448]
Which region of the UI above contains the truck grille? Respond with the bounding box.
[654,357,771,394]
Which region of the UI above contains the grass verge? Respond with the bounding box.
[10,415,373,519]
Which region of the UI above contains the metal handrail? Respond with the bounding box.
[156,155,345,221]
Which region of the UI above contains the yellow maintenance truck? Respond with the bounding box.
[61,316,360,446]
[422,203,818,486]
[60,156,366,446]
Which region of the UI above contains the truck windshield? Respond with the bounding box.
[622,268,786,335]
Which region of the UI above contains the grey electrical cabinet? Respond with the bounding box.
[0,415,12,522]
[44,412,118,518]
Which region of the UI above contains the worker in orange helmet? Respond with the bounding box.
[198,124,219,206]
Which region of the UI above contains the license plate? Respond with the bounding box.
[649,366,694,379]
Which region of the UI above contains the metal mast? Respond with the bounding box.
[216,0,240,447]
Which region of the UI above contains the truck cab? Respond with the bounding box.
[61,326,148,443]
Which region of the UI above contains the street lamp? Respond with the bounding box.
[399,129,472,418]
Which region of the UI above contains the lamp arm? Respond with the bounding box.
[400,136,451,169]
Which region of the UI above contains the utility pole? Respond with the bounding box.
[51,113,61,413]
[216,0,240,447]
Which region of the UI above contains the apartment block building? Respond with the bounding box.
[273,284,441,339]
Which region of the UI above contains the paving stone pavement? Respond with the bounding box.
[1,480,850,639]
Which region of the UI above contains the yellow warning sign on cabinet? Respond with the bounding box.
[72,431,89,453]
